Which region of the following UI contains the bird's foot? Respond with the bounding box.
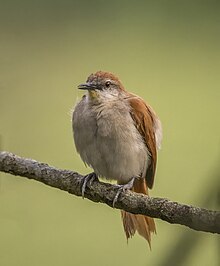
[81,172,98,198]
[113,177,136,207]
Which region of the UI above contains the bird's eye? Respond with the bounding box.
[105,81,111,88]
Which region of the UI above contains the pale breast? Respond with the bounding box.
[72,96,149,184]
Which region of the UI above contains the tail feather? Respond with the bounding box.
[121,178,156,248]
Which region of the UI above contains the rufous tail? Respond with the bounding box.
[121,178,156,248]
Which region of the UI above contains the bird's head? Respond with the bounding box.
[78,71,125,100]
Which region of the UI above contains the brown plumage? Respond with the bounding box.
[121,178,156,248]
[73,71,162,248]
[129,96,158,189]
[121,94,159,247]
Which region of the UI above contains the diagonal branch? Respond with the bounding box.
[0,151,219,234]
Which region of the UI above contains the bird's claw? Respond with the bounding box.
[81,172,97,198]
[113,185,125,207]
[112,177,135,207]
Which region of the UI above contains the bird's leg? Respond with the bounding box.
[81,172,98,198]
[113,177,136,207]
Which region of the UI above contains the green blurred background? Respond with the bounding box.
[0,1,219,265]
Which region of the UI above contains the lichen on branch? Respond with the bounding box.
[0,151,219,234]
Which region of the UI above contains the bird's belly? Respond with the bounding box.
[74,105,149,184]
[94,134,148,184]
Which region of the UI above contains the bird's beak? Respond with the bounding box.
[77,83,97,90]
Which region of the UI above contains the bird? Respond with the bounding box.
[72,71,162,247]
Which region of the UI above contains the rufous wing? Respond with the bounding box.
[128,95,158,189]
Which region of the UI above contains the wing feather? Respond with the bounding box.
[128,95,160,189]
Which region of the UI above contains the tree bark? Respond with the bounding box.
[0,151,219,234]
